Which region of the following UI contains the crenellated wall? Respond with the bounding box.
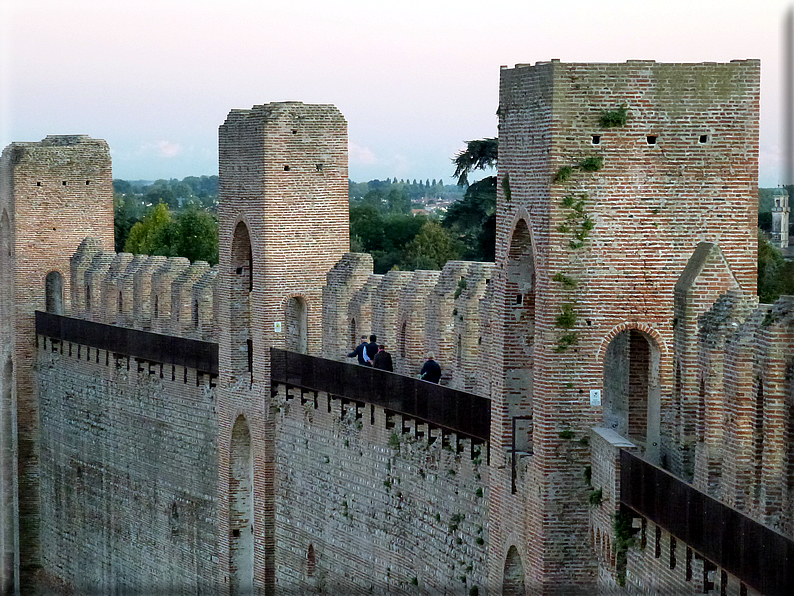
[320,255,495,395]
[8,76,794,596]
[67,242,220,342]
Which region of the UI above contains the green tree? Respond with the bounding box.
[443,177,496,261]
[452,138,498,187]
[124,203,219,265]
[124,203,173,256]
[758,231,794,303]
[172,207,219,265]
[400,221,462,270]
[443,137,498,261]
[114,193,147,252]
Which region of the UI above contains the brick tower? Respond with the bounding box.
[489,61,759,593]
[0,136,114,594]
[216,102,348,593]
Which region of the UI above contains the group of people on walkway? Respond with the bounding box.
[347,334,393,371]
[346,334,440,383]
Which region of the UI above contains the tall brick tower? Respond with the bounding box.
[489,61,759,594]
[0,136,114,594]
[216,102,348,593]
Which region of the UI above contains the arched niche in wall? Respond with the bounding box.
[502,545,526,596]
[348,318,357,351]
[230,222,253,379]
[602,328,662,458]
[504,218,535,452]
[45,271,64,315]
[229,415,254,596]
[284,296,308,354]
[398,321,407,359]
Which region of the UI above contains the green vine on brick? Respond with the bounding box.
[553,155,603,184]
[454,277,468,299]
[555,304,577,328]
[501,173,512,201]
[555,332,579,352]
[613,510,636,586]
[552,272,578,289]
[599,104,629,128]
[578,155,603,172]
[560,193,594,250]
[588,487,603,506]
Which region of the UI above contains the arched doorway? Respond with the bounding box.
[230,222,253,381]
[229,415,254,595]
[285,297,308,354]
[45,271,64,315]
[504,219,535,452]
[503,545,526,596]
[602,329,661,459]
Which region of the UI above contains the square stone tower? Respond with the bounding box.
[489,60,759,593]
[0,135,114,593]
[216,102,348,592]
[771,187,790,248]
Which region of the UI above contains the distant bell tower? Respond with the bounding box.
[771,187,790,248]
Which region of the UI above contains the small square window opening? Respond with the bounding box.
[699,134,708,143]
[646,135,657,145]
[591,135,601,145]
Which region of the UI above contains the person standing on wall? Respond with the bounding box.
[373,344,394,372]
[419,352,441,383]
[366,334,379,367]
[347,335,371,366]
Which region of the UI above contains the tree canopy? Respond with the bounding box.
[452,138,498,187]
[758,231,794,303]
[124,203,219,265]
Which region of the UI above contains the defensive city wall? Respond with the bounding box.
[1,61,793,595]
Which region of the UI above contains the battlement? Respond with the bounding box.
[321,253,495,394]
[65,237,219,342]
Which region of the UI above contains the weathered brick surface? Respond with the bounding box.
[0,135,114,592]
[4,77,793,596]
[216,102,350,593]
[36,338,220,594]
[489,60,762,594]
[271,384,488,594]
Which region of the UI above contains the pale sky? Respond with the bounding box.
[1,0,792,186]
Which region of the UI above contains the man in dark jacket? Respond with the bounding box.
[347,335,371,366]
[366,334,379,366]
[373,345,394,372]
[419,352,441,383]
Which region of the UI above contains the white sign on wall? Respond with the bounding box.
[274,321,282,333]
[590,389,602,407]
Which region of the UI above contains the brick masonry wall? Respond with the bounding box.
[1,135,114,591]
[35,336,220,594]
[271,383,488,594]
[493,60,761,593]
[217,102,349,592]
